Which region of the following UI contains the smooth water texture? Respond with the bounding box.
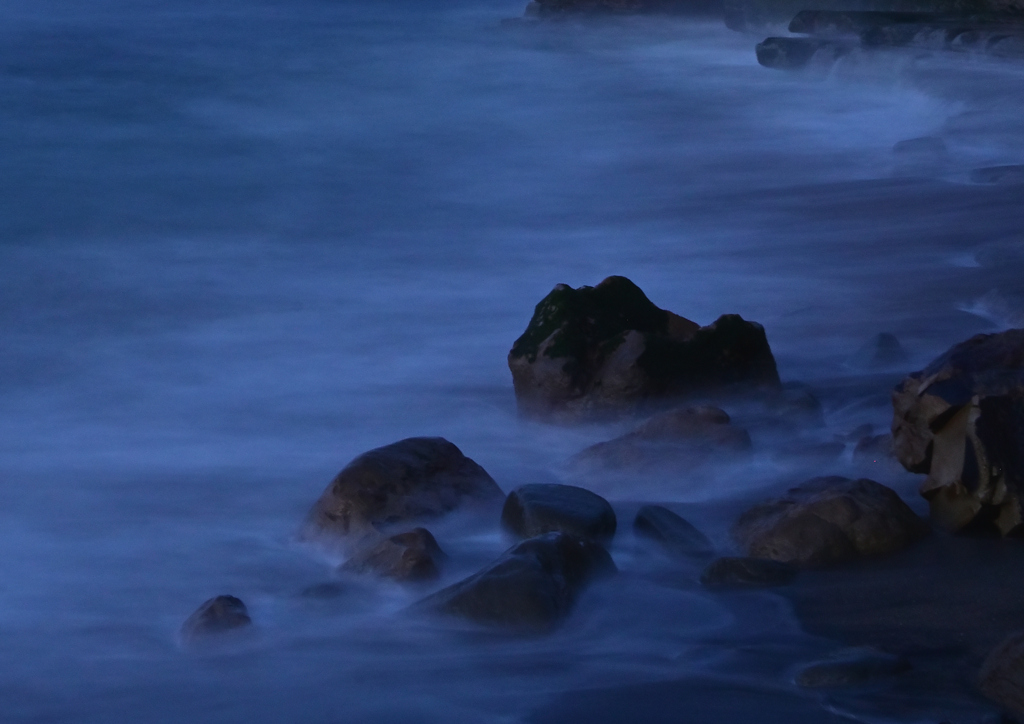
[2,0,1024,721]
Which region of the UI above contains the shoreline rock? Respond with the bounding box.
[180,595,252,645]
[501,483,617,543]
[340,527,446,582]
[634,504,714,558]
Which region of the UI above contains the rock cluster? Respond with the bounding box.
[732,477,928,568]
[891,328,1024,535]
[508,276,779,421]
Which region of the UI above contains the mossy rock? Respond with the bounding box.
[508,276,779,422]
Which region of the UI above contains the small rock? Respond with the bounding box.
[570,406,751,473]
[300,582,345,599]
[980,631,1024,717]
[797,648,911,688]
[971,166,1024,184]
[341,527,446,582]
[732,477,928,568]
[756,37,850,70]
[301,437,503,550]
[507,276,779,422]
[634,505,714,558]
[180,595,252,644]
[891,328,1024,535]
[772,384,825,428]
[418,532,616,631]
[502,484,617,543]
[700,556,797,588]
[848,333,909,369]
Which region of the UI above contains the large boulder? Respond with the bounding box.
[508,276,780,422]
[180,595,252,645]
[732,477,928,568]
[501,484,617,543]
[570,406,751,473]
[891,328,1024,535]
[979,631,1024,717]
[633,504,714,558]
[340,528,446,582]
[301,437,504,550]
[418,532,616,631]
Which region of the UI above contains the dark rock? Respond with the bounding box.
[340,527,446,582]
[891,328,1024,535]
[634,504,714,557]
[300,582,346,599]
[772,384,825,428]
[789,10,940,36]
[301,437,503,550]
[732,477,928,568]
[507,276,779,422]
[418,532,616,631]
[180,595,252,644]
[570,406,751,473]
[796,647,911,688]
[528,0,721,16]
[755,37,851,70]
[980,631,1024,717]
[700,556,798,588]
[972,165,1024,184]
[848,333,909,369]
[502,484,617,542]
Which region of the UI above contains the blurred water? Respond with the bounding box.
[2,0,1024,721]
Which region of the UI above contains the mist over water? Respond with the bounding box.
[2,0,1024,721]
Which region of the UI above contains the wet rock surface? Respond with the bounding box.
[700,556,798,588]
[180,595,252,644]
[796,647,911,688]
[891,328,1024,535]
[634,504,714,558]
[979,631,1024,717]
[507,276,779,422]
[418,532,616,631]
[340,527,446,581]
[301,437,503,549]
[732,477,928,568]
[570,406,751,473]
[502,483,617,542]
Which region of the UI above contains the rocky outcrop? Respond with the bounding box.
[891,328,1024,535]
[732,477,928,568]
[700,556,798,588]
[508,276,779,422]
[633,504,714,558]
[418,532,616,631]
[300,437,503,550]
[180,595,252,644]
[501,484,617,543]
[980,631,1024,717]
[570,406,751,473]
[340,528,446,582]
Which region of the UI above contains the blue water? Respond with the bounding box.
[2,0,1024,721]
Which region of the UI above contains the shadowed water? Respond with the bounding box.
[2,0,1024,721]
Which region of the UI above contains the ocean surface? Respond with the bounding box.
[2,0,1024,721]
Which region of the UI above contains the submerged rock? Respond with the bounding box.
[755,37,851,69]
[570,406,751,473]
[891,328,1024,535]
[980,631,1024,717]
[853,433,895,463]
[502,484,617,543]
[634,504,714,558]
[180,595,252,644]
[301,437,503,550]
[340,527,446,582]
[732,477,928,568]
[418,532,616,631]
[700,556,798,588]
[796,647,911,688]
[507,276,779,422]
[972,165,1024,184]
[848,332,909,369]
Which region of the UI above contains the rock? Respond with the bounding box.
[755,37,851,69]
[180,595,252,644]
[848,333,909,369]
[732,477,928,568]
[418,532,616,631]
[300,582,345,599]
[634,504,714,558]
[891,328,1024,535]
[853,433,895,463]
[796,647,911,688]
[772,384,825,428]
[980,631,1024,717]
[301,437,503,550]
[507,276,779,422]
[700,556,798,588]
[570,406,751,473]
[502,484,617,543]
[340,527,446,582]
[526,0,720,16]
